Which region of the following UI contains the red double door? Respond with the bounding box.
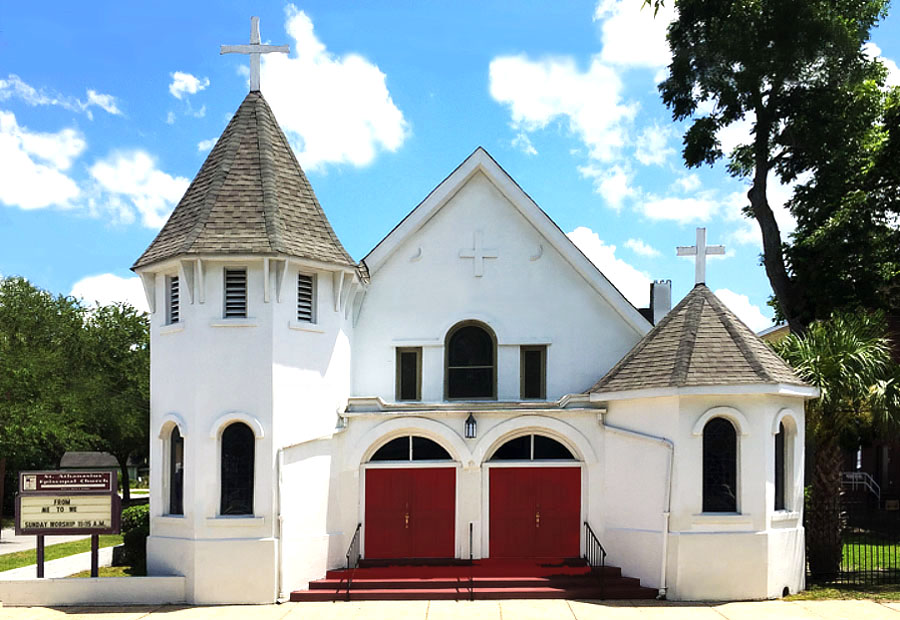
[489,467,581,558]
[365,467,455,559]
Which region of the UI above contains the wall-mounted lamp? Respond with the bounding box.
[465,413,477,439]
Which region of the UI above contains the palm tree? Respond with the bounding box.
[776,310,900,578]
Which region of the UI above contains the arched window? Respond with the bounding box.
[775,421,786,510]
[446,322,496,399]
[221,423,255,515]
[489,434,575,461]
[703,418,737,512]
[168,426,184,516]
[369,436,452,461]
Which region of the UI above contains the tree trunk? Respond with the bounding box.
[749,108,806,334]
[117,456,131,506]
[806,437,844,578]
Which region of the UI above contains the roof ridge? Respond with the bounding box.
[671,292,705,386]
[255,94,282,253]
[703,287,776,383]
[180,96,250,254]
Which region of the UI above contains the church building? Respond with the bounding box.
[133,20,817,605]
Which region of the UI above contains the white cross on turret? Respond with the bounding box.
[677,227,725,285]
[221,17,290,92]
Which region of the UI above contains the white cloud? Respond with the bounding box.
[672,173,701,193]
[197,137,217,152]
[864,42,900,88]
[567,226,652,307]
[88,150,189,228]
[0,110,83,210]
[638,194,720,222]
[594,0,674,70]
[713,288,772,332]
[579,164,636,211]
[624,238,660,257]
[168,71,210,100]
[634,123,674,166]
[260,5,409,170]
[511,132,537,156]
[165,111,176,125]
[725,172,801,246]
[70,274,149,313]
[489,54,635,164]
[0,74,121,119]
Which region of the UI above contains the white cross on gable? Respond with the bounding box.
[459,231,498,277]
[676,227,725,285]
[220,17,290,92]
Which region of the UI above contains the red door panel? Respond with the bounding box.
[489,467,580,558]
[365,468,455,559]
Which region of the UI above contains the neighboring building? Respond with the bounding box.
[134,83,817,604]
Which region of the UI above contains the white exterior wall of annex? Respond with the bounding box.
[601,390,807,601]
[144,257,358,604]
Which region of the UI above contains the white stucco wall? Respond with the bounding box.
[353,170,646,402]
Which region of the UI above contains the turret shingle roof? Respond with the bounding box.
[133,91,354,269]
[589,284,807,394]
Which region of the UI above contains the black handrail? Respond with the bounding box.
[584,521,606,568]
[345,523,362,600]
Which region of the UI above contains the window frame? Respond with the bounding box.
[223,267,248,319]
[702,417,739,514]
[774,421,786,511]
[165,274,180,325]
[520,345,547,400]
[395,347,422,401]
[219,422,255,516]
[297,272,316,323]
[368,435,453,462]
[167,425,184,516]
[444,321,497,401]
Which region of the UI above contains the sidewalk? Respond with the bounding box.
[3,599,900,619]
[0,547,113,580]
[0,531,89,556]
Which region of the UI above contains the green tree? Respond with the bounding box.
[0,277,98,514]
[657,0,891,332]
[777,311,900,576]
[80,303,150,504]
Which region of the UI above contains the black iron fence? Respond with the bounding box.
[807,493,900,585]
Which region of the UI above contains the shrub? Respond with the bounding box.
[120,503,149,569]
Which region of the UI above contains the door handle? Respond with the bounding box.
[535,509,540,528]
[405,512,410,529]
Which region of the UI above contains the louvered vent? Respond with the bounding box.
[224,269,248,318]
[297,274,314,322]
[167,275,180,324]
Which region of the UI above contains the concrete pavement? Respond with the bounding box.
[0,547,113,580]
[3,599,900,619]
[0,532,90,556]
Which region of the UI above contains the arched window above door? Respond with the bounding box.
[369,435,452,462]
[489,434,575,461]
[445,321,496,400]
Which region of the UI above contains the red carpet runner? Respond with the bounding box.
[290,558,658,601]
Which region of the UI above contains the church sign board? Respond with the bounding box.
[15,471,120,535]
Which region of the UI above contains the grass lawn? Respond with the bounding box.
[0,535,123,572]
[788,583,900,601]
[842,533,900,570]
[67,564,145,578]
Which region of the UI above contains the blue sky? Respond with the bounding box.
[2,1,898,331]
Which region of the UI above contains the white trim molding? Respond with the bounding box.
[692,406,751,437]
[471,415,597,465]
[158,413,188,439]
[772,407,799,435]
[209,411,265,439]
[349,416,474,467]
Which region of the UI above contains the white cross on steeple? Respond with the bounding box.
[459,231,498,277]
[221,17,290,92]
[676,227,725,285]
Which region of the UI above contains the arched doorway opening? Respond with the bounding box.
[364,435,457,559]
[486,433,581,558]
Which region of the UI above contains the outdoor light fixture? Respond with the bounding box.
[465,413,477,439]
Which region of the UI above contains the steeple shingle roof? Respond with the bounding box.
[133,91,354,269]
[589,284,806,394]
